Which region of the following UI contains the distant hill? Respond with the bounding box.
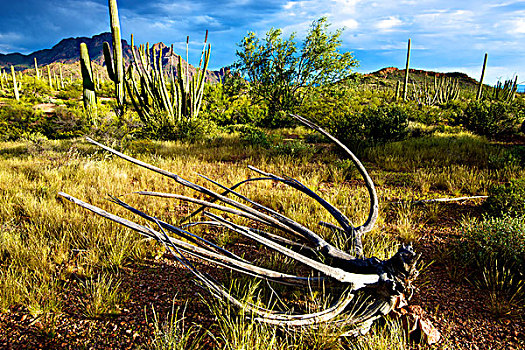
[0,32,224,83]
[361,66,481,91]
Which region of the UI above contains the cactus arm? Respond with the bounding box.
[157,50,175,118]
[103,42,116,82]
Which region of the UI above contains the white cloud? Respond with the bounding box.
[341,19,359,30]
[375,16,404,31]
[0,32,23,42]
[509,17,525,33]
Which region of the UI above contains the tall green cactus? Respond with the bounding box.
[492,76,518,103]
[104,0,125,113]
[59,64,64,89]
[408,73,460,106]
[80,43,97,122]
[47,65,53,89]
[34,58,40,79]
[476,53,487,100]
[126,30,211,133]
[394,80,400,100]
[403,38,411,101]
[11,66,19,101]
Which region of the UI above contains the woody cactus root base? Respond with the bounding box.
[59,114,420,336]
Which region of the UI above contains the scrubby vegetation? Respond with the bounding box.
[1,3,525,348]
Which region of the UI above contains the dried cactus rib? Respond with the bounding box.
[59,115,418,332]
[59,192,321,286]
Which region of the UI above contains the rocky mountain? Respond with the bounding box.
[0,32,223,83]
[365,66,479,88]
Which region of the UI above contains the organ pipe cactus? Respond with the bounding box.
[47,65,53,89]
[11,66,19,101]
[409,74,460,106]
[436,76,459,104]
[126,31,211,131]
[492,76,518,102]
[104,0,125,114]
[80,43,97,121]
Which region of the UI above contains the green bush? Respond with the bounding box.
[271,139,315,158]
[97,81,117,98]
[89,109,143,145]
[361,104,409,142]
[42,106,88,139]
[484,179,525,217]
[459,100,523,137]
[299,85,408,146]
[55,82,82,100]
[0,103,45,140]
[457,216,525,273]
[231,124,271,148]
[201,82,267,127]
[18,76,53,104]
[325,103,409,146]
[176,117,220,142]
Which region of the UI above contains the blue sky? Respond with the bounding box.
[1,0,525,84]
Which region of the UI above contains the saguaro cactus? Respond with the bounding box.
[59,64,64,89]
[47,65,53,89]
[34,58,40,79]
[476,53,487,100]
[403,39,411,101]
[11,66,19,101]
[80,43,97,121]
[104,0,125,113]
[395,80,400,100]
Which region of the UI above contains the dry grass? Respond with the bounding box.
[1,132,523,348]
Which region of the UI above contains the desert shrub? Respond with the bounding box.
[361,104,409,142]
[176,117,220,142]
[300,85,408,146]
[458,100,523,137]
[55,82,82,100]
[201,84,267,126]
[231,124,271,147]
[97,81,117,98]
[89,109,143,145]
[0,102,45,140]
[329,103,408,146]
[456,216,525,275]
[271,139,315,158]
[42,106,88,139]
[484,179,525,217]
[18,76,53,104]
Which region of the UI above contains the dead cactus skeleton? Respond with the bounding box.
[58,114,419,335]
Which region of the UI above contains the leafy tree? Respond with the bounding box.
[236,17,358,125]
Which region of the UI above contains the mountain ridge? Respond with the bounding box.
[0,32,223,83]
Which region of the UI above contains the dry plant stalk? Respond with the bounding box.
[59,114,419,335]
